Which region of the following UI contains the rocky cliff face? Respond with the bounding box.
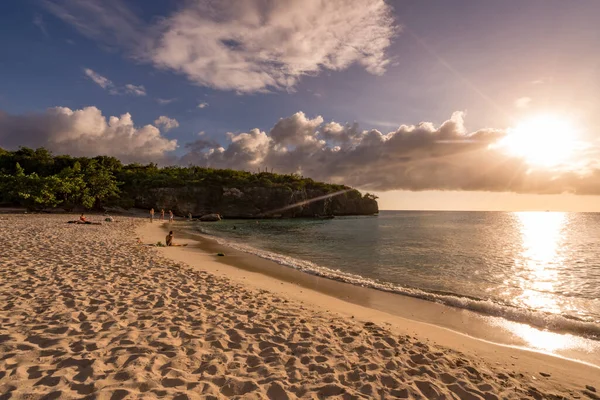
[134,186,378,218]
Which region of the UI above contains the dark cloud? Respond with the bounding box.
[182,111,600,195]
[2,107,599,194]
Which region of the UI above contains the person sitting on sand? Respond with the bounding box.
[165,231,187,247]
[72,213,100,225]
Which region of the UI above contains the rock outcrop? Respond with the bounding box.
[199,213,221,222]
[134,186,378,218]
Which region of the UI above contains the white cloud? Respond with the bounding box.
[83,68,146,96]
[84,68,113,90]
[157,98,177,105]
[43,0,145,52]
[33,14,48,37]
[515,97,532,109]
[46,0,399,93]
[124,83,146,96]
[197,102,209,109]
[154,116,179,132]
[151,0,398,92]
[0,106,177,163]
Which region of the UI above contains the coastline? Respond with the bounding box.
[0,213,598,399]
[140,221,600,382]
[161,221,600,368]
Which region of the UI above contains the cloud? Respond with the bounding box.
[197,102,209,109]
[515,97,532,109]
[150,0,398,92]
[83,68,146,96]
[0,106,177,163]
[157,98,177,105]
[46,0,399,93]
[124,84,146,96]
[180,111,600,195]
[84,68,113,90]
[43,0,146,52]
[33,14,49,37]
[3,105,598,195]
[154,116,179,132]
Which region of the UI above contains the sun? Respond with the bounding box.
[498,114,579,167]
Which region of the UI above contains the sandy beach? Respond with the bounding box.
[1,214,598,399]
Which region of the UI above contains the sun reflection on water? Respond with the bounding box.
[513,212,567,314]
[489,318,599,355]
[499,212,586,354]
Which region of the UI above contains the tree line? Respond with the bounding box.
[0,147,376,211]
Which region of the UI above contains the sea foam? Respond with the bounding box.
[188,227,600,341]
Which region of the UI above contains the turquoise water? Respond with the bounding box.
[193,211,600,340]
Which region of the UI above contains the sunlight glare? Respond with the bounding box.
[490,318,596,354]
[499,114,579,167]
[513,212,566,314]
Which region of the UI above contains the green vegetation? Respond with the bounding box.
[364,193,379,200]
[0,147,368,211]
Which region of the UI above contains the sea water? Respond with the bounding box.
[194,211,600,342]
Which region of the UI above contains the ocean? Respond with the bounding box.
[192,211,600,344]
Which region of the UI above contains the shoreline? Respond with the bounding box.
[138,221,600,386]
[1,213,598,399]
[157,220,600,368]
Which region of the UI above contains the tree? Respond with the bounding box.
[11,163,63,210]
[83,161,120,208]
[0,147,368,212]
[56,162,91,210]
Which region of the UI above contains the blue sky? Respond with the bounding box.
[1,0,600,210]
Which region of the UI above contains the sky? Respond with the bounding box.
[1,0,599,211]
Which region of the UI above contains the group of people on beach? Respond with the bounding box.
[150,208,194,223]
[149,208,194,247]
[150,208,173,223]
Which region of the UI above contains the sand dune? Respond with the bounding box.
[0,214,597,399]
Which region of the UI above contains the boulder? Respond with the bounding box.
[200,213,221,222]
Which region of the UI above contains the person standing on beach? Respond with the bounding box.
[150,208,155,223]
[160,209,165,221]
[169,210,174,223]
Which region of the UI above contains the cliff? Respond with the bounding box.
[133,186,378,218]
[0,147,379,216]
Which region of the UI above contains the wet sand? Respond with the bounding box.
[171,221,600,367]
[0,213,598,399]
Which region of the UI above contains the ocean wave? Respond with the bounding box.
[189,227,600,341]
